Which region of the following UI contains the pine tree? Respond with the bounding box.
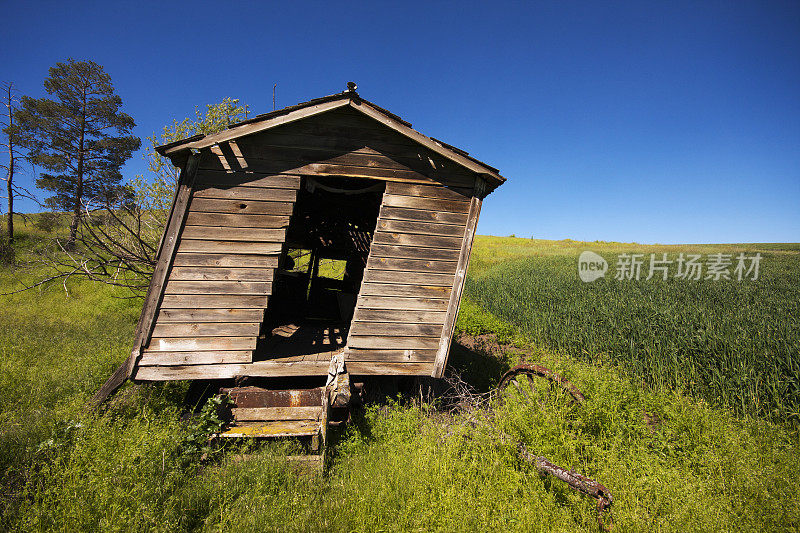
[8,97,250,294]
[15,59,140,247]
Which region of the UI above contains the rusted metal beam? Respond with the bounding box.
[219,386,324,408]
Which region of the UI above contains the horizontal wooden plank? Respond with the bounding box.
[138,351,253,365]
[229,145,425,174]
[366,256,457,275]
[217,420,320,438]
[193,185,298,202]
[181,225,286,242]
[169,266,274,282]
[134,359,434,379]
[385,181,471,201]
[189,198,294,215]
[135,362,435,380]
[356,295,449,311]
[177,240,284,255]
[382,194,472,214]
[345,348,438,363]
[147,336,257,352]
[172,253,279,268]
[160,294,268,308]
[135,365,237,380]
[151,322,261,338]
[134,361,330,380]
[368,244,461,261]
[164,280,271,295]
[359,282,452,299]
[378,205,469,225]
[362,270,455,286]
[347,335,440,350]
[185,212,291,228]
[351,308,447,324]
[376,219,465,237]
[373,232,462,250]
[202,157,435,183]
[156,308,264,323]
[346,361,433,375]
[348,322,442,337]
[232,406,322,422]
[194,171,301,189]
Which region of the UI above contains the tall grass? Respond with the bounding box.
[2,226,799,530]
[5,375,799,531]
[465,240,800,425]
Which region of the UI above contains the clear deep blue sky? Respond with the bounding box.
[2,1,798,243]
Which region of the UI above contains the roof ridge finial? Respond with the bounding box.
[346,81,357,93]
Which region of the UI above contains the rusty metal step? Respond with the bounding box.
[214,385,329,451]
[220,386,325,409]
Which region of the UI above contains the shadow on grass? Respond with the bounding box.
[325,335,512,459]
[447,337,512,394]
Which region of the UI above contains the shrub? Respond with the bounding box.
[33,212,60,234]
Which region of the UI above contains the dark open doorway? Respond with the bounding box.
[254,176,384,363]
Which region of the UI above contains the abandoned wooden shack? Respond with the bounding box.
[95,85,505,450]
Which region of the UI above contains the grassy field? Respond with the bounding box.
[1,222,798,531]
[467,237,800,425]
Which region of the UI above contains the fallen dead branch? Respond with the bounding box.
[439,358,614,531]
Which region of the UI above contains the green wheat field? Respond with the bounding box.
[1,221,798,531]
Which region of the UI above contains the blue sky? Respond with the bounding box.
[2,1,798,243]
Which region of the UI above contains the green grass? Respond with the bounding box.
[466,236,800,425]
[1,224,799,531]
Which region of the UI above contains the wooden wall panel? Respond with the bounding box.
[345,181,473,373]
[431,194,483,377]
[138,170,301,372]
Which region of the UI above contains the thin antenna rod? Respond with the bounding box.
[273,84,277,111]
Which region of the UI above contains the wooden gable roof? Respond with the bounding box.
[156,89,505,192]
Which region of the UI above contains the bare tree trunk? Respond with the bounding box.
[6,161,11,242]
[68,176,81,247]
[3,83,14,243]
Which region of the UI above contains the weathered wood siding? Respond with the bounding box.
[135,107,483,380]
[345,181,474,375]
[135,172,300,372]
[199,108,479,189]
